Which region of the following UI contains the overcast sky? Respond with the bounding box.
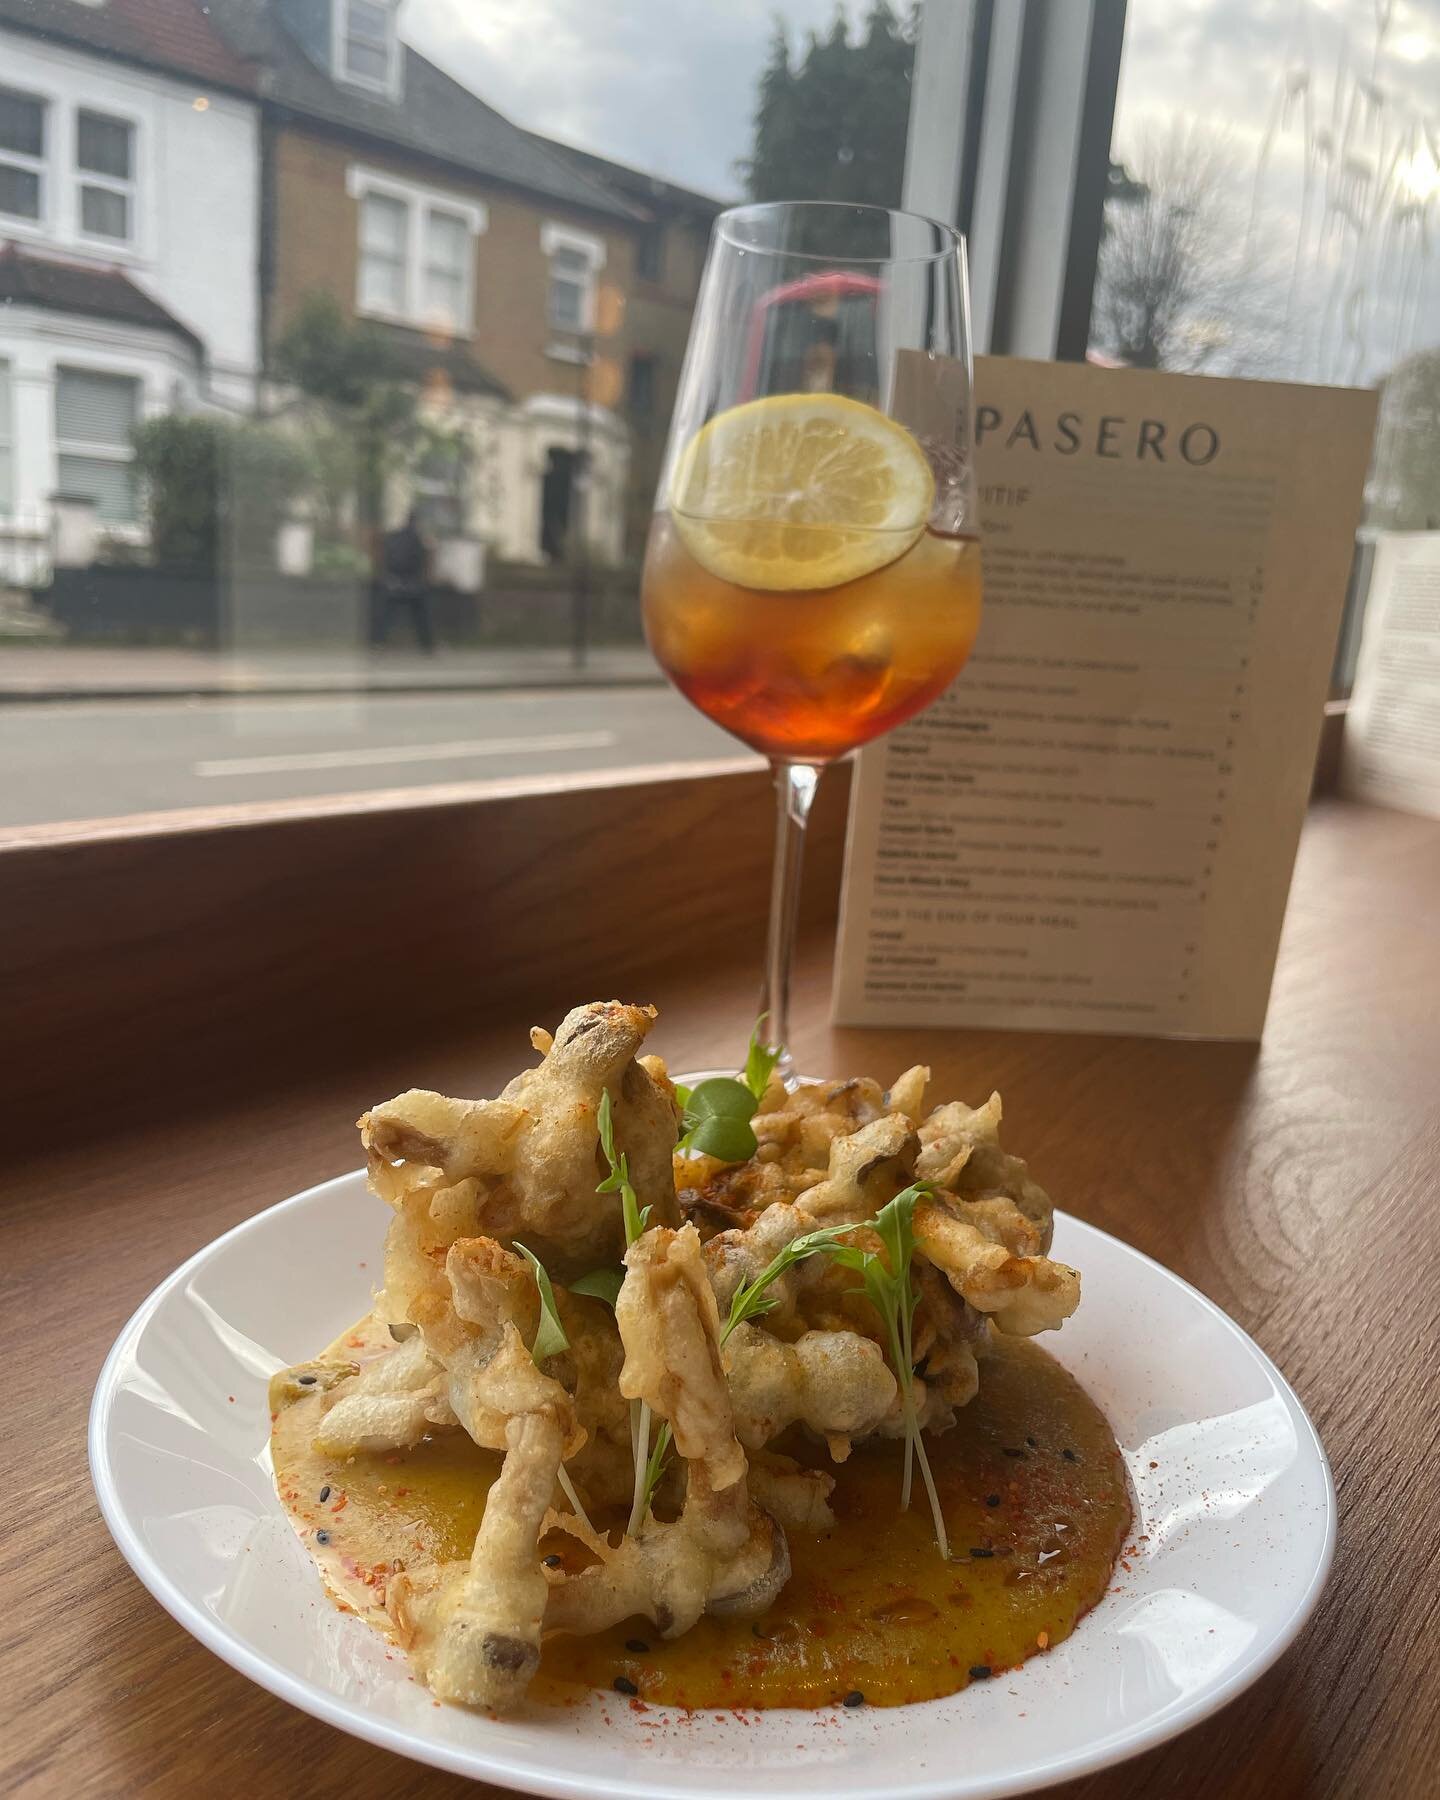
[402,0,1440,379]
[404,0,843,198]
[403,2,1440,202]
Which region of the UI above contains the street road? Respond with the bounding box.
[0,685,752,828]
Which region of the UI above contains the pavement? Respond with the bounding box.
[0,642,665,702]
[0,682,754,829]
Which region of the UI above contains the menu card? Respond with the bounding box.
[1342,531,1440,820]
[833,356,1376,1040]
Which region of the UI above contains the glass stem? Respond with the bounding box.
[759,759,823,1080]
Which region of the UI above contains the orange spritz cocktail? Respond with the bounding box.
[642,393,980,763]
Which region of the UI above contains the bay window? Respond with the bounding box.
[55,368,140,525]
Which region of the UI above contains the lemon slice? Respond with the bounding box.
[670,393,935,591]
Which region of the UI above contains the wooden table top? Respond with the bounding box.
[7,794,1439,1799]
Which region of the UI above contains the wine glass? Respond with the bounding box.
[642,201,980,1072]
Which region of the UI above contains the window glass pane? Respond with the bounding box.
[361,191,407,253]
[0,447,11,515]
[425,209,468,277]
[55,370,139,446]
[348,0,390,46]
[0,88,44,159]
[80,184,129,240]
[0,162,40,220]
[359,249,405,314]
[422,265,464,325]
[57,454,137,524]
[0,0,918,829]
[77,111,133,180]
[1092,0,1440,694]
[548,271,584,329]
[345,40,389,84]
[1092,3,1440,388]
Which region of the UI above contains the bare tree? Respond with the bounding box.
[1092,123,1288,376]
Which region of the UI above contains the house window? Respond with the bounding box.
[0,86,45,223]
[636,224,664,284]
[0,360,12,515]
[548,247,588,331]
[349,168,484,332]
[541,222,606,337]
[422,208,470,331]
[358,191,408,315]
[339,0,398,93]
[628,353,657,421]
[55,368,140,525]
[76,109,135,243]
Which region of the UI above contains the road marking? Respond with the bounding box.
[194,730,618,777]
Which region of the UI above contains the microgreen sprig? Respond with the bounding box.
[675,1021,784,1165]
[514,1244,570,1362]
[632,1218,855,1522]
[513,1242,594,1534]
[810,1182,949,1557]
[596,1089,661,1536]
[596,1089,650,1244]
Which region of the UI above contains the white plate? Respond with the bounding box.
[90,1171,1334,1800]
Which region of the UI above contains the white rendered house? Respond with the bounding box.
[0,2,261,574]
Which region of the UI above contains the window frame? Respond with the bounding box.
[346,165,486,335]
[74,106,137,249]
[53,364,142,527]
[333,0,402,99]
[540,220,606,339]
[0,83,48,230]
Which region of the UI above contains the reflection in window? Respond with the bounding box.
[77,109,134,243]
[54,367,140,524]
[0,86,45,222]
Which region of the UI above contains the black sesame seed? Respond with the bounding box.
[969,1547,995,1558]
[985,1494,1001,1507]
[842,1690,865,1708]
[613,1676,639,1696]
[542,1554,563,1568]
[297,1374,317,1386]
[625,1638,650,1654]
[1062,1448,1078,1462]
[1025,1435,1037,1448]
[969,1665,992,1680]
[315,1529,330,1545]
[1003,1447,1026,1458]
[318,1485,331,1502]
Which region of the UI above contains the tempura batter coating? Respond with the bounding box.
[360,1001,680,1280]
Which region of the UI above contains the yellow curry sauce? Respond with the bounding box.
[272,1334,1131,1710]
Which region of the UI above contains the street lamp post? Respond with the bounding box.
[572,330,595,672]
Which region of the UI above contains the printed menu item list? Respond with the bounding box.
[833,357,1376,1040]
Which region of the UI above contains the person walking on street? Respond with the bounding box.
[377,507,436,653]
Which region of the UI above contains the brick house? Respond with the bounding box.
[208,0,722,570]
